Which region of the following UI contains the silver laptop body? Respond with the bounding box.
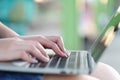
[0,6,120,75]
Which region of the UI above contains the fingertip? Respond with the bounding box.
[40,53,50,62]
[44,53,49,59]
[31,58,38,63]
[65,50,70,56]
[60,52,68,57]
[61,50,70,57]
[42,57,50,62]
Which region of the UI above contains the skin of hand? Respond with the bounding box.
[0,22,68,62]
[0,37,51,63]
[20,35,68,57]
[0,35,68,63]
[0,22,19,38]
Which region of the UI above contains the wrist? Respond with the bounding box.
[0,22,19,38]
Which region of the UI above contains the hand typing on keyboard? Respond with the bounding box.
[0,32,68,63]
[21,36,68,62]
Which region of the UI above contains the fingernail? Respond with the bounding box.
[62,53,68,57]
[64,50,70,56]
[66,52,70,57]
[45,55,50,61]
[65,54,68,57]
[32,59,38,63]
[43,53,49,58]
[44,57,50,62]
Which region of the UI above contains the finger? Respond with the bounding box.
[46,36,67,53]
[47,36,69,56]
[38,37,67,57]
[29,45,49,62]
[50,43,67,57]
[24,41,49,62]
[20,52,38,63]
[23,36,67,57]
[36,42,49,58]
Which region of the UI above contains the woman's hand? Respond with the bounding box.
[0,37,50,63]
[21,35,68,57]
[0,35,68,63]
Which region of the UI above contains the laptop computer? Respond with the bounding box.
[0,6,120,75]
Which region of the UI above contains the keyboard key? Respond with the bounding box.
[67,52,76,68]
[58,57,67,68]
[48,55,60,68]
[77,52,81,69]
[39,62,48,68]
[29,63,36,68]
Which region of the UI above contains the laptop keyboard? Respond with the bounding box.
[29,51,88,70]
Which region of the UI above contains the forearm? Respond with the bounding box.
[0,22,19,38]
